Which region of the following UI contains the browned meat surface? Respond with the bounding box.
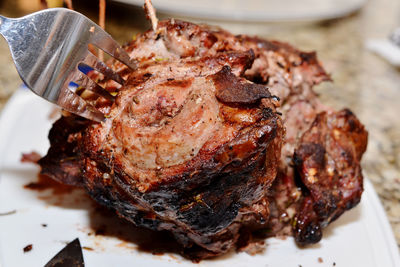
[293,109,367,244]
[39,18,368,260]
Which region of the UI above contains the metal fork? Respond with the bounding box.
[0,8,137,122]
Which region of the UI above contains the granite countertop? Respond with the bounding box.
[0,0,399,250]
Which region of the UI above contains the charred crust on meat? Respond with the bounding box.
[299,52,318,64]
[294,143,326,166]
[295,222,322,245]
[292,109,367,232]
[39,116,88,186]
[293,197,322,245]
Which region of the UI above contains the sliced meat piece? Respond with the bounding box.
[292,109,368,244]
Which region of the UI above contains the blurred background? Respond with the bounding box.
[0,0,399,250]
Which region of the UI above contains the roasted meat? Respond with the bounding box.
[292,109,367,244]
[39,18,368,259]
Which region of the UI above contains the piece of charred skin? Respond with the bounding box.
[213,65,274,104]
[293,196,322,245]
[293,109,368,244]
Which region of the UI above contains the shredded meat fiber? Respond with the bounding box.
[39,19,368,260]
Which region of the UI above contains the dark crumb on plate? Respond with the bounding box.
[83,246,94,251]
[23,244,33,253]
[0,210,16,216]
[41,223,47,227]
[318,257,323,263]
[333,263,336,266]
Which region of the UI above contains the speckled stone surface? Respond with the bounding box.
[0,0,399,250]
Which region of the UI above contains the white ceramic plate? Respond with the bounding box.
[112,0,367,22]
[0,89,399,267]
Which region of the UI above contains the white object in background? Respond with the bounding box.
[112,0,367,22]
[366,39,400,67]
[0,89,399,267]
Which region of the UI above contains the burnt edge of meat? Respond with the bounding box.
[39,116,90,186]
[212,66,272,104]
[292,109,368,245]
[292,196,322,245]
[80,108,283,258]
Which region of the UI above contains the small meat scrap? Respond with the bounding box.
[23,244,33,253]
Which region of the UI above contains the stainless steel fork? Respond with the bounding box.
[0,8,137,122]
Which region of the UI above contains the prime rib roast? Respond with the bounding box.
[39,18,368,259]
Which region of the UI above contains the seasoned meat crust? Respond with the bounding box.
[39,18,368,260]
[293,109,367,244]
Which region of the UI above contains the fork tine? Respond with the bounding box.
[58,87,105,122]
[81,52,125,85]
[73,71,115,101]
[88,26,138,70]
